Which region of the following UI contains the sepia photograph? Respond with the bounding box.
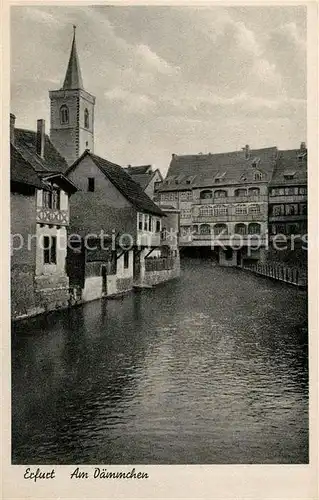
[9,4,309,468]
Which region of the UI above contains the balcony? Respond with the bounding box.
[269,195,307,203]
[269,215,307,223]
[192,214,266,223]
[196,195,267,204]
[181,233,267,247]
[36,208,69,226]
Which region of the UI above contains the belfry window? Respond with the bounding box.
[60,105,69,124]
[84,108,89,129]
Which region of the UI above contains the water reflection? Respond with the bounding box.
[12,260,308,464]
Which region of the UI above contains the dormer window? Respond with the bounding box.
[84,108,89,129]
[283,171,296,180]
[60,105,69,124]
[254,171,262,181]
[251,157,260,168]
[297,152,307,161]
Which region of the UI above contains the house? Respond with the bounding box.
[156,145,278,266]
[65,150,178,301]
[10,114,78,320]
[124,164,163,200]
[268,143,307,267]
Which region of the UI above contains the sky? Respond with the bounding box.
[11,5,306,175]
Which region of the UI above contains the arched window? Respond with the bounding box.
[200,224,211,235]
[249,204,260,214]
[248,187,260,196]
[199,190,212,199]
[60,105,69,124]
[248,223,261,235]
[214,224,228,235]
[234,188,247,197]
[235,223,247,235]
[84,108,89,129]
[214,189,227,198]
[254,171,262,181]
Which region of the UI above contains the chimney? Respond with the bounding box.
[300,142,306,152]
[10,113,16,144]
[172,153,175,158]
[242,144,250,159]
[36,119,45,158]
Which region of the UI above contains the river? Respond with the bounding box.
[12,259,308,464]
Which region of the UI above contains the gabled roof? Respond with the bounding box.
[11,144,43,189]
[14,128,69,173]
[125,165,152,175]
[159,147,278,191]
[66,151,164,216]
[270,149,307,186]
[126,169,163,191]
[11,127,77,193]
[62,28,84,90]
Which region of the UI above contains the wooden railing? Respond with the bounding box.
[242,262,307,288]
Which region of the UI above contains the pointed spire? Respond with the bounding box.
[62,25,84,90]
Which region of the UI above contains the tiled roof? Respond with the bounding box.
[10,144,43,189]
[67,151,164,216]
[160,147,278,191]
[14,128,69,173]
[125,165,152,175]
[126,172,154,190]
[270,149,307,186]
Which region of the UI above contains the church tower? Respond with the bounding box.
[49,26,96,166]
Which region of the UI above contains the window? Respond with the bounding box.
[200,224,211,235]
[234,188,247,197]
[148,215,152,232]
[299,187,307,195]
[254,171,262,181]
[248,187,260,196]
[180,191,193,201]
[199,190,213,199]
[285,204,298,215]
[160,192,178,201]
[199,206,213,217]
[43,190,60,209]
[300,204,307,215]
[138,213,143,230]
[272,224,285,235]
[214,224,227,235]
[235,223,247,235]
[270,188,278,196]
[52,190,60,209]
[272,205,285,216]
[249,204,260,214]
[124,251,129,269]
[248,223,261,235]
[43,236,57,264]
[235,204,248,215]
[285,187,295,196]
[88,177,95,192]
[181,209,191,219]
[144,214,149,230]
[84,108,89,129]
[60,105,69,124]
[156,220,161,233]
[214,189,227,198]
[213,205,228,216]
